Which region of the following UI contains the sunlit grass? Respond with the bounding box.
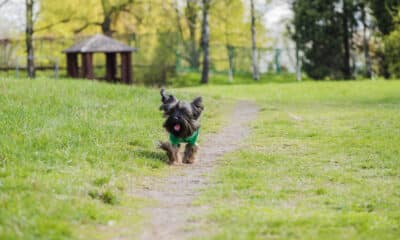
[1,77,399,239]
[191,80,400,239]
[0,77,225,239]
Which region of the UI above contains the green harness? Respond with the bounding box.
[169,129,200,146]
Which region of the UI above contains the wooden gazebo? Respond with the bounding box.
[63,34,135,84]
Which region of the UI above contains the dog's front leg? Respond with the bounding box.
[159,142,181,165]
[183,144,199,164]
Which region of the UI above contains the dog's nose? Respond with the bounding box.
[173,116,179,121]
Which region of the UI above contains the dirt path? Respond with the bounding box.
[136,101,258,240]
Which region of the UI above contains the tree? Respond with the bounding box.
[292,0,361,80]
[341,0,353,79]
[26,0,35,78]
[385,28,400,78]
[210,0,266,82]
[384,7,400,77]
[100,0,134,36]
[37,0,135,36]
[200,0,210,84]
[173,0,201,70]
[368,0,400,35]
[185,0,201,69]
[250,0,259,80]
[360,1,372,78]
[368,0,400,78]
[292,0,344,79]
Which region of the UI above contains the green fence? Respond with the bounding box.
[0,33,297,84]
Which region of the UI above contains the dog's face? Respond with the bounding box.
[160,89,204,138]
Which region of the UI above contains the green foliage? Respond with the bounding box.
[292,0,346,79]
[141,32,178,86]
[384,8,400,78]
[368,0,400,35]
[291,0,374,80]
[29,0,268,85]
[385,28,400,78]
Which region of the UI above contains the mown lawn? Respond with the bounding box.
[184,81,400,239]
[1,78,399,240]
[0,78,224,239]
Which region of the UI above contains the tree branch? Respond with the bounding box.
[110,0,134,15]
[73,20,102,34]
[35,17,72,32]
[172,0,185,40]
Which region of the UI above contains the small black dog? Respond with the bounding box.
[159,89,204,165]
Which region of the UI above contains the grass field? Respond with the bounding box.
[1,78,399,239]
[0,78,225,239]
[169,72,300,87]
[184,81,400,239]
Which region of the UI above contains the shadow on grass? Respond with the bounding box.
[133,148,168,164]
[359,96,400,105]
[168,72,301,87]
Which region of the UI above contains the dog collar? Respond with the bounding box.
[169,129,200,146]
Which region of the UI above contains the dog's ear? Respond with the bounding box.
[191,96,204,119]
[160,88,178,112]
[160,88,177,104]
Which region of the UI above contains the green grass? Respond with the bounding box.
[1,77,399,239]
[0,77,225,239]
[169,72,302,87]
[186,80,400,239]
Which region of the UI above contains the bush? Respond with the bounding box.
[384,8,400,78]
[385,29,400,78]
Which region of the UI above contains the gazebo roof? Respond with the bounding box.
[63,34,135,53]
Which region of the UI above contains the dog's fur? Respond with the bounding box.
[159,89,204,165]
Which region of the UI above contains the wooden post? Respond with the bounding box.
[81,53,94,79]
[121,52,132,84]
[105,53,117,82]
[66,53,79,78]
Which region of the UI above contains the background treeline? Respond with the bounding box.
[291,0,400,80]
[1,0,271,84]
[1,0,400,83]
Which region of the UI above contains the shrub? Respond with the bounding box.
[385,29,400,78]
[384,8,400,78]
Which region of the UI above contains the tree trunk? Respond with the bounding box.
[200,0,210,84]
[102,15,113,36]
[227,44,234,82]
[361,4,372,78]
[186,0,200,70]
[250,0,259,80]
[101,0,113,36]
[342,0,351,79]
[26,0,35,78]
[295,39,302,81]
